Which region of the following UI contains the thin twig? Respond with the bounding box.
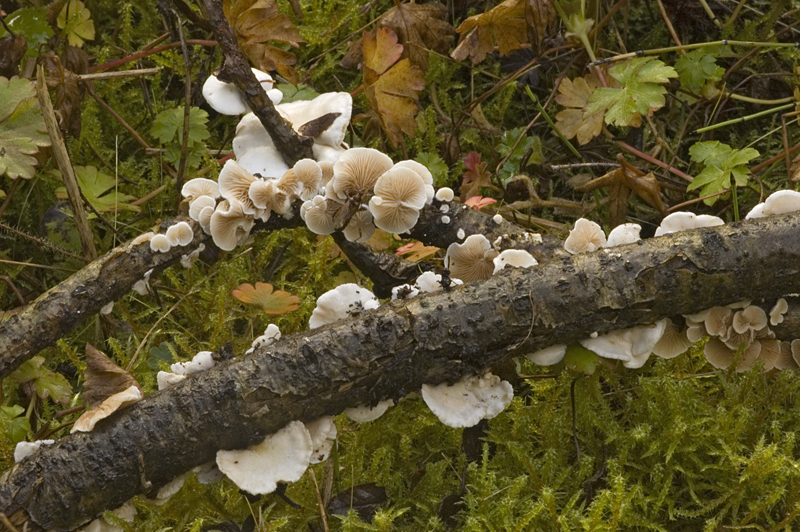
[77,68,161,81]
[309,469,330,532]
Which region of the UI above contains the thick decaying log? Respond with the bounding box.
[3,214,800,530]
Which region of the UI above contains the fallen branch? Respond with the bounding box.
[3,213,800,530]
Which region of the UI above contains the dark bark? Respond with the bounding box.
[198,0,313,166]
[4,213,800,530]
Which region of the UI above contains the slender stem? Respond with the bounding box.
[89,40,218,72]
[77,68,161,81]
[616,141,694,182]
[693,103,795,134]
[525,86,583,160]
[593,41,799,65]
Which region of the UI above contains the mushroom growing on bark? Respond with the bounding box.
[421,372,514,428]
[444,234,498,283]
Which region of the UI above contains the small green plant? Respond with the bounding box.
[688,141,759,206]
[150,106,211,169]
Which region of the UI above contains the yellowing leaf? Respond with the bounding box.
[56,0,94,48]
[379,2,454,70]
[223,0,303,82]
[0,76,50,179]
[233,282,301,315]
[452,0,556,64]
[396,240,439,262]
[554,73,604,145]
[361,28,425,146]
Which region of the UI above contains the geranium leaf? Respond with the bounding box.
[9,356,73,404]
[54,165,140,212]
[687,141,759,205]
[379,2,454,70]
[464,196,497,210]
[0,76,50,179]
[233,282,301,315]
[56,0,94,48]
[554,73,604,145]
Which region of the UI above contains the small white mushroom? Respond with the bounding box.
[100,302,114,315]
[181,178,219,202]
[252,324,281,349]
[421,372,513,428]
[330,147,394,199]
[436,187,455,202]
[731,306,768,335]
[343,209,376,243]
[209,200,255,251]
[189,195,217,221]
[165,222,194,247]
[132,270,152,296]
[305,417,337,464]
[654,212,723,236]
[492,214,503,224]
[218,160,259,214]
[746,190,800,219]
[368,167,428,234]
[301,195,339,235]
[150,234,170,253]
[157,371,186,390]
[392,160,435,203]
[309,284,380,329]
[527,344,567,366]
[171,351,215,375]
[445,234,498,283]
[180,243,205,269]
[344,399,395,422]
[216,420,313,495]
[14,439,55,463]
[604,223,641,247]
[651,319,693,359]
[492,249,538,274]
[202,69,279,115]
[770,298,789,326]
[579,320,668,369]
[564,218,606,253]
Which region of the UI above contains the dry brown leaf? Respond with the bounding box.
[451,0,556,64]
[362,27,425,146]
[460,151,500,201]
[379,1,454,70]
[82,343,140,410]
[224,0,303,82]
[554,73,604,145]
[576,156,666,227]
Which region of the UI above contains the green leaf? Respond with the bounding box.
[585,58,677,127]
[0,8,54,57]
[54,165,141,212]
[563,343,598,376]
[151,106,210,146]
[276,83,320,103]
[56,0,95,48]
[0,405,31,443]
[496,128,543,184]
[415,152,449,187]
[147,342,177,370]
[9,356,73,404]
[687,141,759,205]
[0,76,51,179]
[675,49,724,95]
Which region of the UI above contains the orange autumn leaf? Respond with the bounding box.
[360,27,425,146]
[464,196,498,210]
[378,2,454,70]
[396,240,439,262]
[232,282,300,315]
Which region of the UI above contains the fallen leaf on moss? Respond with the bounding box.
[9,356,73,405]
[396,240,439,262]
[464,196,498,210]
[82,344,140,409]
[554,73,604,145]
[233,282,300,315]
[460,152,497,201]
[379,1,453,70]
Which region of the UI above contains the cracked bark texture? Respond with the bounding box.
[3,213,800,530]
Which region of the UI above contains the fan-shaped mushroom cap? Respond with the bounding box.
[171,351,215,375]
[165,222,193,247]
[686,323,707,343]
[308,284,380,329]
[157,371,186,390]
[579,319,668,369]
[251,324,281,350]
[198,205,214,234]
[344,399,395,423]
[492,249,538,274]
[219,160,258,214]
[436,187,455,202]
[527,344,567,365]
[747,190,800,219]
[392,160,435,203]
[249,179,291,216]
[413,271,462,293]
[758,339,781,371]
[652,319,693,359]
[330,148,394,199]
[343,209,375,243]
[732,306,768,334]
[655,212,723,236]
[704,337,733,369]
[445,234,498,283]
[233,114,290,178]
[319,161,335,185]
[305,417,337,464]
[71,385,143,433]
[292,158,323,200]
[300,195,338,235]
[202,69,279,115]
[210,200,255,251]
[605,223,642,247]
[421,372,514,428]
[770,298,788,326]
[704,306,733,337]
[189,195,217,221]
[216,420,313,495]
[150,234,170,253]
[777,340,800,370]
[564,218,606,253]
[368,167,428,234]
[181,178,219,201]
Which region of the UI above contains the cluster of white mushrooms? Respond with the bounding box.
[48,65,800,530]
